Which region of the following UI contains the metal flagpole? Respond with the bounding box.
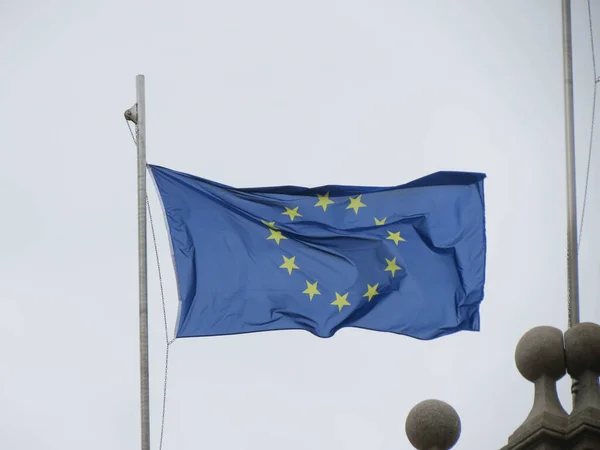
[561,0,581,406]
[561,0,580,329]
[125,75,150,450]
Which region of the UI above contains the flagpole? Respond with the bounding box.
[561,0,580,329]
[561,0,581,406]
[125,74,150,450]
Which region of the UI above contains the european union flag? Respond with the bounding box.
[149,165,486,340]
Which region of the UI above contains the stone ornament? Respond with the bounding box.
[405,399,461,450]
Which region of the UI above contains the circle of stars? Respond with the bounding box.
[261,192,406,312]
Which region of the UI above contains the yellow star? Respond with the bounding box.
[385,257,402,277]
[346,195,366,214]
[282,206,302,221]
[363,283,379,302]
[386,231,406,245]
[374,217,387,226]
[267,228,287,245]
[261,220,278,229]
[302,281,321,301]
[280,255,299,275]
[331,292,351,312]
[315,192,334,212]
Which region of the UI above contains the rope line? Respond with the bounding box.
[579,0,598,249]
[147,194,175,450]
[127,120,137,146]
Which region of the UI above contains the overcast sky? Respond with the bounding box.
[1,1,599,449]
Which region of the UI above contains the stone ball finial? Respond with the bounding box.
[564,322,600,377]
[405,399,461,450]
[514,326,566,382]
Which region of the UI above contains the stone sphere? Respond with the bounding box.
[405,399,461,450]
[564,322,600,377]
[514,326,565,382]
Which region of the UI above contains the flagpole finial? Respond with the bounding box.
[405,399,461,450]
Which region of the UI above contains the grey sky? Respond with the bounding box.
[1,1,599,449]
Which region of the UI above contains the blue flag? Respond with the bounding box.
[149,165,486,340]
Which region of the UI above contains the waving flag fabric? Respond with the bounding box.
[150,165,486,340]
